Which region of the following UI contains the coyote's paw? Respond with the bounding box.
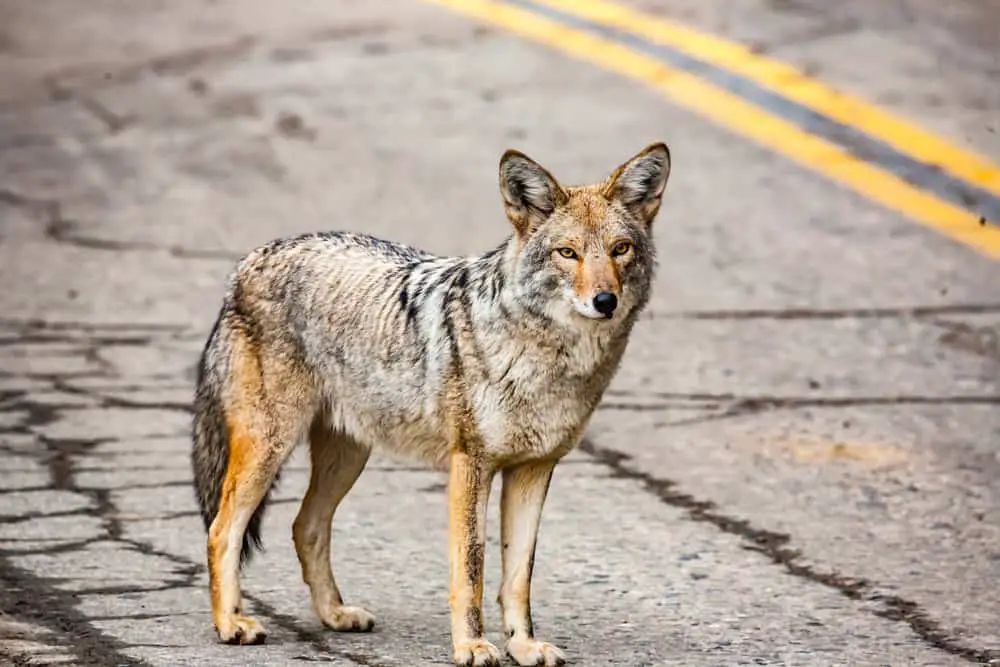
[320,605,376,632]
[215,614,267,645]
[453,638,502,666]
[506,638,566,666]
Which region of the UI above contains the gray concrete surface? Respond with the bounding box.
[1,0,999,665]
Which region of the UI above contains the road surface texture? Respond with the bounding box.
[1,0,998,665]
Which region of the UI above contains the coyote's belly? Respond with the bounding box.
[325,382,598,469]
[318,353,453,468]
[318,341,608,469]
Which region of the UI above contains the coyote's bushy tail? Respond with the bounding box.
[190,318,271,565]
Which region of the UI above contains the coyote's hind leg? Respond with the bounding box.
[206,333,313,646]
[293,419,375,632]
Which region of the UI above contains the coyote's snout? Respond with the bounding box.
[191,142,672,666]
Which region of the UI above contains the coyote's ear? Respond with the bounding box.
[499,150,568,236]
[602,142,671,226]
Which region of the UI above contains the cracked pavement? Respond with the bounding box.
[1,0,999,665]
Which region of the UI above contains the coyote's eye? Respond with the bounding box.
[556,247,579,260]
[611,241,633,257]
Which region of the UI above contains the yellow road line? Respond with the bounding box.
[421,0,1000,260]
[533,0,1000,199]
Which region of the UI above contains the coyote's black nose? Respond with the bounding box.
[593,292,618,318]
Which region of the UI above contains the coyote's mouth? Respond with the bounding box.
[570,298,613,321]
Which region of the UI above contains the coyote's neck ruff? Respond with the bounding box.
[192,143,671,666]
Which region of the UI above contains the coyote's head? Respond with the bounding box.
[498,143,671,328]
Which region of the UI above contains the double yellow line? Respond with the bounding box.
[423,0,1000,260]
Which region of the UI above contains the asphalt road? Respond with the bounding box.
[1,1,999,665]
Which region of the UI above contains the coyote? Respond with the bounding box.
[191,142,671,666]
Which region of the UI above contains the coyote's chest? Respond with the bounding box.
[470,331,620,464]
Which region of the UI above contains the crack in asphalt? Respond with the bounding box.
[0,188,241,261]
[644,304,1000,365]
[16,21,395,111]
[646,303,1000,320]
[578,438,1000,665]
[52,380,194,413]
[0,20,404,114]
[0,317,189,333]
[599,389,1000,427]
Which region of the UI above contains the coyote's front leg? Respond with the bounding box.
[498,460,565,666]
[448,450,501,667]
